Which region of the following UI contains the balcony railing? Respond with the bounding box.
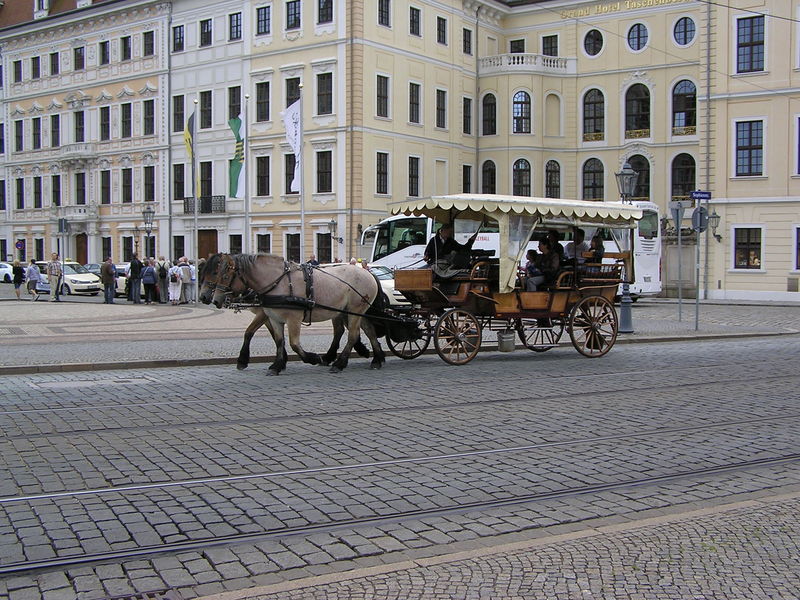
[182,196,226,214]
[672,126,696,136]
[625,129,651,139]
[478,53,576,75]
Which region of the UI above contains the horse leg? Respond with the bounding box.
[287,318,321,366]
[330,315,362,373]
[360,319,386,370]
[267,322,288,375]
[321,315,345,366]
[238,310,271,370]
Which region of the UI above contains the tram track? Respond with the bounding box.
[1,452,798,577]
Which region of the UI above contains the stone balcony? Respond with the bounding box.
[59,143,97,167]
[478,53,576,76]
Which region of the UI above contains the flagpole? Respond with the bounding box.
[243,93,250,254]
[298,87,305,263]
[192,98,198,304]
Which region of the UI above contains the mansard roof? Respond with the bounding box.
[0,0,116,30]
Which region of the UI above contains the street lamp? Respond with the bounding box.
[133,225,140,254]
[708,209,722,242]
[142,205,155,257]
[328,219,344,244]
[614,161,638,334]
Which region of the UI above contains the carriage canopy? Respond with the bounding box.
[389,194,644,293]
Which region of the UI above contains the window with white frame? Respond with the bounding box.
[512,91,531,134]
[120,36,132,61]
[435,89,447,129]
[733,227,762,269]
[735,120,763,176]
[121,103,132,138]
[408,156,420,197]
[462,165,471,193]
[286,77,300,107]
[257,233,271,253]
[378,0,390,27]
[143,31,155,55]
[316,150,332,193]
[256,6,271,35]
[256,156,270,195]
[376,152,389,194]
[256,82,270,121]
[795,226,800,270]
[409,7,420,36]
[436,16,447,45]
[286,0,301,30]
[229,13,242,41]
[173,95,184,132]
[463,28,472,55]
[199,19,212,46]
[408,82,421,124]
[376,75,389,118]
[286,233,300,262]
[463,97,472,135]
[199,90,212,128]
[737,15,764,73]
[542,34,558,56]
[317,73,332,115]
[172,25,185,51]
[318,0,333,24]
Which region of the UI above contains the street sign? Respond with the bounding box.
[14,240,24,250]
[58,218,70,234]
[691,206,708,232]
[669,200,688,230]
[691,190,712,201]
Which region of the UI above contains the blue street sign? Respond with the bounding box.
[690,190,711,201]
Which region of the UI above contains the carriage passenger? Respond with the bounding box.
[548,230,565,267]
[565,228,590,264]
[525,239,560,291]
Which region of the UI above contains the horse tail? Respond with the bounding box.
[361,274,390,339]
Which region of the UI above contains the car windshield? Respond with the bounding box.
[64,264,90,275]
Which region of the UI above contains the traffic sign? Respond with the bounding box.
[14,240,24,250]
[690,190,711,201]
[669,200,689,230]
[691,206,708,233]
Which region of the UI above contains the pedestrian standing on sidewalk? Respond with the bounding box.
[25,259,41,301]
[168,261,183,305]
[141,259,158,304]
[128,253,143,304]
[156,256,171,304]
[100,257,116,304]
[12,260,25,300]
[46,253,63,302]
[178,257,192,304]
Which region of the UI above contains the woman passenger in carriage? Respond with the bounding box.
[525,238,560,291]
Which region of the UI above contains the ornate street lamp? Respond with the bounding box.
[133,225,140,254]
[142,205,155,257]
[614,161,638,333]
[328,219,344,244]
[708,209,721,242]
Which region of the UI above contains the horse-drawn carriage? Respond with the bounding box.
[384,194,644,365]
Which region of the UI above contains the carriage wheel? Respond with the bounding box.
[568,295,618,358]
[386,314,433,359]
[516,318,565,352]
[434,309,482,365]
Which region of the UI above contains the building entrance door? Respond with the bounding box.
[75,233,88,264]
[198,230,218,259]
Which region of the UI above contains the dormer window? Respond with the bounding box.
[34,0,49,19]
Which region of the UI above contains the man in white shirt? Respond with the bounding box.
[565,228,590,264]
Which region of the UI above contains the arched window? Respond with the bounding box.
[481,160,496,193]
[625,83,650,138]
[582,89,604,141]
[545,160,560,198]
[672,80,696,134]
[512,91,531,134]
[482,94,496,136]
[628,154,650,201]
[671,153,696,199]
[582,158,604,200]
[512,159,531,196]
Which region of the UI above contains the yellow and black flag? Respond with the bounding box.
[183,112,195,160]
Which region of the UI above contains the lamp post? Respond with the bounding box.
[133,225,140,255]
[142,205,155,257]
[328,219,344,244]
[614,161,638,334]
[708,209,721,242]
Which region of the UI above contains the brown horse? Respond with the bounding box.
[200,253,385,374]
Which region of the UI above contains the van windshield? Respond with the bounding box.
[374,217,428,260]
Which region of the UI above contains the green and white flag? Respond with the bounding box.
[228,115,245,198]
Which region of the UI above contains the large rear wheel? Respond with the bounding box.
[568,295,618,357]
[434,309,481,365]
[516,318,564,352]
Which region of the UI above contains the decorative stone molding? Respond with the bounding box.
[65,91,91,108]
[251,68,274,82]
[310,138,336,150]
[29,102,45,114]
[139,81,158,96]
[279,63,304,77]
[11,105,26,116]
[311,58,336,73]
[621,70,655,92]
[312,193,335,206]
[142,153,156,166]
[314,24,335,37]
[119,155,133,167]
[622,144,655,168]
[48,98,64,110]
[96,90,113,103]
[117,85,135,99]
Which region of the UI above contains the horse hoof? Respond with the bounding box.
[370,362,383,370]
[267,369,280,376]
[306,354,321,366]
[236,363,248,371]
[329,366,342,374]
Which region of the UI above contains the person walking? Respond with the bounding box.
[156,256,171,304]
[177,257,192,304]
[167,261,183,305]
[25,259,41,301]
[141,259,158,304]
[12,260,25,300]
[100,257,116,304]
[46,253,63,302]
[128,253,143,304]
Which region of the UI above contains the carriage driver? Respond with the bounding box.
[423,224,479,267]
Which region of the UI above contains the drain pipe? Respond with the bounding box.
[166,4,174,258]
[474,6,481,191]
[702,0,711,299]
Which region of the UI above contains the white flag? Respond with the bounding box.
[281,98,302,192]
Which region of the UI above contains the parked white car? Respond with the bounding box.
[35,262,101,295]
[114,264,145,298]
[369,265,410,306]
[0,262,13,283]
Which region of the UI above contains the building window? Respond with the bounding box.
[408,83,421,124]
[121,103,132,138]
[286,233,300,262]
[173,95,184,132]
[144,166,155,202]
[672,80,696,134]
[200,161,213,197]
[143,31,155,56]
[120,36,132,61]
[734,228,762,269]
[100,107,110,140]
[13,60,22,83]
[509,39,525,53]
[482,94,496,136]
[50,115,60,147]
[286,77,300,107]
[0,123,4,153]
[627,23,648,51]
[737,16,764,73]
[50,52,59,75]
[200,91,212,128]
[31,56,41,80]
[102,237,112,261]
[73,46,85,70]
[229,86,241,120]
[408,156,420,197]
[462,165,471,193]
[174,164,185,199]
[257,233,271,253]
[51,174,61,206]
[316,232,332,264]
[318,0,333,24]
[123,237,133,262]
[228,234,243,255]
[625,84,650,138]
[256,156,270,195]
[671,153,696,199]
[582,158,604,200]
[512,91,531,134]
[795,227,800,271]
[545,160,560,198]
[256,82,270,121]
[376,152,389,194]
[736,120,763,176]
[409,7,420,36]
[99,40,110,65]
[316,150,332,193]
[436,16,447,45]
[16,178,25,210]
[583,89,604,141]
[75,172,86,205]
[14,120,23,152]
[584,29,603,56]
[481,161,496,194]
[257,7,271,35]
[463,28,472,55]
[286,0,301,30]
[229,13,242,40]
[143,100,155,135]
[512,159,531,196]
[173,237,185,262]
[674,17,695,45]
[378,0,390,27]
[285,154,298,193]
[435,89,447,129]
[376,75,389,118]
[122,168,133,203]
[200,19,213,47]
[542,35,558,56]
[463,97,472,135]
[317,73,332,115]
[33,177,42,208]
[172,25,185,51]
[74,111,85,143]
[101,170,111,204]
[0,181,4,210]
[628,155,650,201]
[32,118,41,150]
